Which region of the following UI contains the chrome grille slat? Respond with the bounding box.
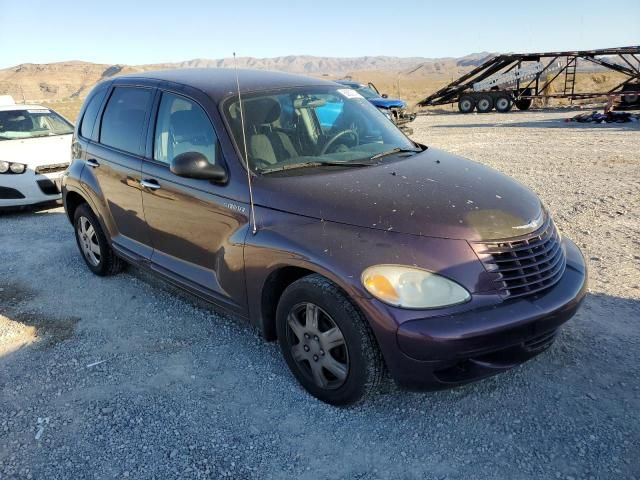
[471,216,566,299]
[488,238,560,264]
[497,257,566,292]
[496,247,564,279]
[35,163,68,175]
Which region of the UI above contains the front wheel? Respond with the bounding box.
[458,95,475,113]
[276,274,385,405]
[73,203,125,276]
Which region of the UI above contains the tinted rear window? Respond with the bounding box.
[100,87,153,155]
[79,85,108,139]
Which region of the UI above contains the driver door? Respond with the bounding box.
[140,90,248,315]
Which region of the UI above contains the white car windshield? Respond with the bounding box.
[224,86,418,174]
[0,108,74,140]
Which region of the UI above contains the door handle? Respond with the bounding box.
[86,158,100,168]
[140,179,161,190]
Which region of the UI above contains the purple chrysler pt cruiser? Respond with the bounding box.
[62,69,587,405]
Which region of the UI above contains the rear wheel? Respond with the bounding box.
[494,94,512,113]
[73,203,125,276]
[458,95,476,113]
[276,274,384,405]
[476,95,494,113]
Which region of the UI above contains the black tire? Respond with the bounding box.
[73,203,125,276]
[494,94,512,113]
[458,95,475,113]
[476,95,494,113]
[514,98,532,111]
[276,274,384,406]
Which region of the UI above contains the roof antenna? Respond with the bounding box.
[233,52,257,235]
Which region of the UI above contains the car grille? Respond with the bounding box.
[471,216,566,299]
[35,163,68,175]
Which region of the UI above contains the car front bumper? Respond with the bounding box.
[0,169,64,208]
[380,238,587,390]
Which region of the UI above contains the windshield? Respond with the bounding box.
[0,108,74,140]
[224,86,417,174]
[354,86,380,100]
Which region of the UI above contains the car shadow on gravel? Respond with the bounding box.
[0,281,80,351]
[0,200,63,216]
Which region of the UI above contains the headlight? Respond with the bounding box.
[362,265,471,309]
[9,162,26,174]
[0,161,27,174]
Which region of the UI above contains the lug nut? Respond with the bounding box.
[303,345,310,352]
[313,335,319,341]
[304,333,310,339]
[313,355,319,361]
[320,350,325,356]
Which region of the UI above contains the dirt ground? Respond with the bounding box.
[1,109,639,479]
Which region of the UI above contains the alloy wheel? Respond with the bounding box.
[77,216,101,267]
[285,302,349,390]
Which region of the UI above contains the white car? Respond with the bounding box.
[0,95,74,209]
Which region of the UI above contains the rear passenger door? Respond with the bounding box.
[140,90,248,315]
[83,85,155,260]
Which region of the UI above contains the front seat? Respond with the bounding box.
[244,98,297,165]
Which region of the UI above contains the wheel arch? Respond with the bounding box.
[260,265,319,341]
[64,190,89,224]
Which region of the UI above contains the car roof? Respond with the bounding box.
[0,104,49,112]
[117,68,339,103]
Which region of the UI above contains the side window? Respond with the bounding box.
[153,92,217,165]
[100,87,153,155]
[79,85,108,139]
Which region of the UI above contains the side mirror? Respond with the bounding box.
[170,152,228,183]
[381,93,388,98]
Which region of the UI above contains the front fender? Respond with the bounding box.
[244,207,492,337]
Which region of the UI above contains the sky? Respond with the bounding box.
[1,0,639,68]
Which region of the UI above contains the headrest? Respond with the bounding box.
[244,98,281,125]
[170,109,206,136]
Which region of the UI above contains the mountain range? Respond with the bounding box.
[0,53,495,102]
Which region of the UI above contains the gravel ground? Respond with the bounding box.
[1,108,639,480]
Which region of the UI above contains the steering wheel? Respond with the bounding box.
[320,129,358,155]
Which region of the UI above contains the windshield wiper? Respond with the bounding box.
[260,160,372,174]
[369,147,422,161]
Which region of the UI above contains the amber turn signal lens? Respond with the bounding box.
[364,274,400,302]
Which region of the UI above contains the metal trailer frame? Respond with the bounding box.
[417,46,640,113]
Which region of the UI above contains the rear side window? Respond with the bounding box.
[100,87,153,155]
[79,85,108,139]
[153,92,218,165]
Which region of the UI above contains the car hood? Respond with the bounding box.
[369,98,406,109]
[253,148,544,241]
[0,135,72,167]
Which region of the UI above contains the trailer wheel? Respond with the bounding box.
[458,96,475,113]
[494,95,512,113]
[514,98,532,111]
[476,95,493,113]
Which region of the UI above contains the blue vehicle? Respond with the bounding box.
[336,80,416,133]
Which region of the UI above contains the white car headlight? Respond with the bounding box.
[362,265,471,309]
[9,162,26,174]
[0,161,27,174]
